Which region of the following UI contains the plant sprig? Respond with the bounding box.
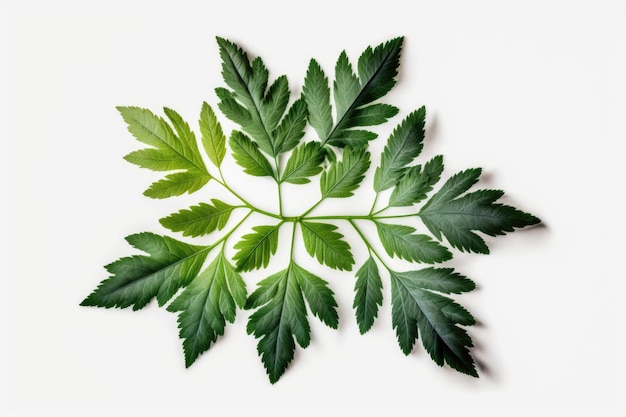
[81,36,540,384]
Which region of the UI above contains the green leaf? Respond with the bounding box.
[376,222,452,264]
[229,131,275,178]
[273,98,308,154]
[326,37,403,147]
[294,264,339,329]
[217,37,300,157]
[389,155,444,207]
[320,146,371,198]
[160,199,236,237]
[303,59,333,140]
[233,224,281,272]
[118,106,211,198]
[420,169,541,253]
[199,102,226,167]
[390,270,477,377]
[300,221,354,271]
[81,233,209,310]
[280,142,325,184]
[392,268,475,295]
[353,257,383,334]
[246,262,337,383]
[343,103,399,127]
[374,107,426,192]
[167,252,247,367]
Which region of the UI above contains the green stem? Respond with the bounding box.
[300,197,325,218]
[210,210,253,250]
[289,221,297,262]
[348,219,392,271]
[369,193,379,215]
[215,168,282,220]
[304,214,372,221]
[274,155,283,217]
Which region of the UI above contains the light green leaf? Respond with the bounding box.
[199,102,226,167]
[320,147,371,198]
[280,142,325,184]
[229,131,275,178]
[167,252,247,367]
[353,257,382,334]
[143,170,210,199]
[390,270,477,376]
[389,155,444,207]
[420,169,541,253]
[374,107,426,192]
[233,224,281,272]
[118,106,211,198]
[376,222,452,264]
[80,233,209,310]
[160,199,236,237]
[300,221,354,271]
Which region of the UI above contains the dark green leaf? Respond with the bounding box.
[342,103,399,127]
[280,142,325,184]
[353,257,383,334]
[246,262,337,383]
[199,102,226,167]
[300,221,354,270]
[391,268,475,295]
[320,147,371,198]
[326,37,403,147]
[374,107,426,192]
[166,252,247,367]
[81,233,209,310]
[389,155,444,207]
[160,199,236,237]
[390,270,477,376]
[233,224,281,272]
[229,131,275,178]
[376,222,452,264]
[420,170,541,253]
[293,264,339,329]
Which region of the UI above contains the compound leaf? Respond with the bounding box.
[353,257,383,334]
[167,252,247,367]
[160,199,236,237]
[233,224,281,272]
[300,221,354,271]
[81,233,209,310]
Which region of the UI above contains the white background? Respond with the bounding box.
[2,1,625,415]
